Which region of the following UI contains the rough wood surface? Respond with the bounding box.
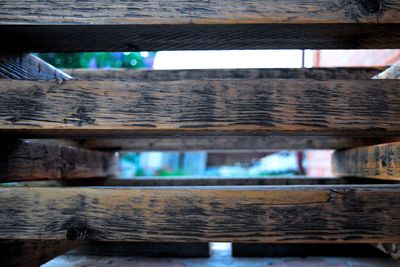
[1,0,399,24]
[0,239,81,267]
[83,136,400,151]
[1,185,400,243]
[0,140,119,182]
[332,141,400,180]
[65,67,385,81]
[0,53,71,80]
[1,79,400,137]
[2,24,400,52]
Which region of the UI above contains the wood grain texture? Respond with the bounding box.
[82,136,400,151]
[0,239,81,267]
[65,67,385,81]
[0,140,119,182]
[0,53,71,80]
[1,79,400,137]
[1,0,399,24]
[1,185,400,243]
[332,142,400,180]
[2,24,400,52]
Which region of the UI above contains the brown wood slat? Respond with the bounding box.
[332,141,400,181]
[1,1,400,51]
[0,140,119,182]
[1,79,400,137]
[0,53,71,80]
[2,24,400,52]
[2,0,399,25]
[82,136,400,151]
[64,67,386,81]
[1,185,400,243]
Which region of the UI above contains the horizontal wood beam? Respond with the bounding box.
[332,142,400,181]
[1,79,400,137]
[2,24,400,51]
[0,140,119,182]
[64,67,385,81]
[1,185,400,243]
[3,0,399,25]
[55,177,400,187]
[82,136,400,151]
[0,53,71,80]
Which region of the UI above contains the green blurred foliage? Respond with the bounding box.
[37,52,155,68]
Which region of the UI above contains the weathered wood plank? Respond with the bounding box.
[0,53,71,80]
[83,136,400,151]
[0,239,81,267]
[0,140,119,182]
[65,67,386,81]
[332,142,400,181]
[2,24,400,51]
[1,185,400,243]
[56,177,400,187]
[3,0,399,25]
[1,79,400,137]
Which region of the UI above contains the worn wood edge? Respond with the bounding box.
[0,139,119,182]
[81,136,400,151]
[63,67,387,81]
[0,53,71,80]
[1,185,400,243]
[10,177,397,187]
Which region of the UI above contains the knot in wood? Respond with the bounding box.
[66,220,91,240]
[359,0,383,14]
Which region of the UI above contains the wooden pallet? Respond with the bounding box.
[1,1,400,265]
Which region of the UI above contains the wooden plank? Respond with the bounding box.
[0,140,119,182]
[64,67,385,81]
[3,0,400,25]
[69,242,210,257]
[2,24,400,51]
[0,53,71,80]
[1,185,400,243]
[0,239,81,267]
[332,141,400,181]
[56,177,400,187]
[1,79,400,137]
[232,243,387,257]
[83,136,400,151]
